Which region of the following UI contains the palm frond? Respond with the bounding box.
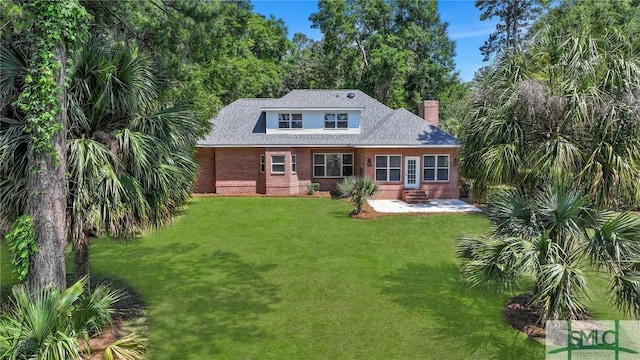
[609,263,640,319]
[533,262,590,321]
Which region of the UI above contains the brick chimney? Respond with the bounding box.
[418,100,439,127]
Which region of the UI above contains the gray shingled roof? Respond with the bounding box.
[197,90,459,147]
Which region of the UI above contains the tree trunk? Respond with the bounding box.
[26,45,68,293]
[74,232,90,286]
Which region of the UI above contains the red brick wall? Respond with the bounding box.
[417,100,439,127]
[265,148,298,195]
[195,147,215,193]
[195,146,460,199]
[214,148,262,194]
[294,148,313,193]
[357,148,459,199]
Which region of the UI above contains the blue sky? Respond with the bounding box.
[251,0,496,82]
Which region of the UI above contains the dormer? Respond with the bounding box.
[262,107,364,134]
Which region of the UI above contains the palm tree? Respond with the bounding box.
[0,39,201,283]
[337,176,379,215]
[456,182,640,322]
[0,277,146,360]
[459,24,640,206]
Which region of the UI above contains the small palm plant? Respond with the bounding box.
[337,176,379,215]
[0,277,146,360]
[456,182,640,323]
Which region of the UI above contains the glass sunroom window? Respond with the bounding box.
[375,155,401,182]
[313,153,354,177]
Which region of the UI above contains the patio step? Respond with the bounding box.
[402,190,429,204]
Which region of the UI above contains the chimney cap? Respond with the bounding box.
[424,94,433,100]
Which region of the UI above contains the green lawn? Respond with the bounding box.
[0,197,627,359]
[90,197,543,359]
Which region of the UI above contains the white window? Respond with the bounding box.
[291,154,297,173]
[324,113,348,129]
[278,113,302,129]
[313,153,353,177]
[375,155,401,182]
[271,155,285,173]
[260,155,265,173]
[423,155,449,181]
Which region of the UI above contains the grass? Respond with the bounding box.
[0,197,629,359]
[90,197,545,359]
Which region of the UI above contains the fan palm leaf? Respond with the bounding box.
[0,38,199,281]
[460,24,640,206]
[457,184,640,322]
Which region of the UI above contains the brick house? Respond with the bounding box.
[195,89,460,200]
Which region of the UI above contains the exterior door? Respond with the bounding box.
[404,156,420,189]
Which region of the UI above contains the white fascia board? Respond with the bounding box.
[197,144,460,148]
[265,128,360,135]
[260,107,366,111]
[196,144,359,148]
[354,144,461,148]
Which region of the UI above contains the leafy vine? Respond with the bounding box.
[5,215,38,281]
[16,0,89,162]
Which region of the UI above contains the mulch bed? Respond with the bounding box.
[504,293,546,338]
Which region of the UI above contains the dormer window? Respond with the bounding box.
[278,113,302,129]
[324,113,348,129]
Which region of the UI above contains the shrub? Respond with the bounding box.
[0,277,146,359]
[337,176,378,214]
[306,181,320,195]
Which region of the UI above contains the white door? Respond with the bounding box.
[404,156,420,189]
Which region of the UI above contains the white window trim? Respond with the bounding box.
[375,154,402,182]
[324,113,349,129]
[278,113,303,129]
[423,154,450,182]
[291,154,297,174]
[271,154,286,174]
[313,153,354,178]
[260,154,265,173]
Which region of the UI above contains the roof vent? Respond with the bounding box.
[347,92,356,99]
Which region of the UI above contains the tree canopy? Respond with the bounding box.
[460,4,640,207]
[475,0,547,61]
[310,0,460,111]
[79,0,292,127]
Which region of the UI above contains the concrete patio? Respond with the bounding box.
[368,199,482,213]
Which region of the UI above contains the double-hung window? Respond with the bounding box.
[313,153,353,177]
[423,155,449,181]
[375,155,401,182]
[324,113,348,129]
[260,155,265,173]
[278,113,303,129]
[271,155,285,173]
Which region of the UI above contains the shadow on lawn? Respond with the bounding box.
[381,263,543,360]
[93,241,280,358]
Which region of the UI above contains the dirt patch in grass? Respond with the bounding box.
[348,201,387,219]
[504,293,546,339]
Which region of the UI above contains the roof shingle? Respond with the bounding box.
[197,90,459,147]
